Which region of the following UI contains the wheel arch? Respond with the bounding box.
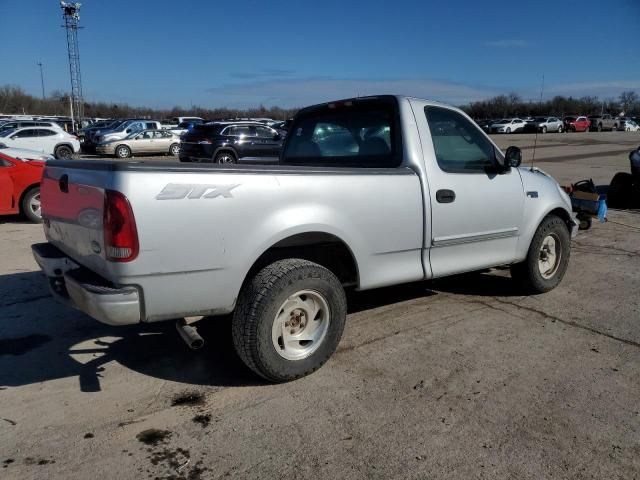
[240,231,360,293]
[213,146,238,160]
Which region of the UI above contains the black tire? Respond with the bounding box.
[169,143,180,156]
[21,186,42,223]
[232,259,347,382]
[510,215,571,294]
[542,126,547,134]
[597,124,602,132]
[115,145,131,159]
[506,127,511,134]
[607,172,633,208]
[54,145,73,160]
[214,151,236,164]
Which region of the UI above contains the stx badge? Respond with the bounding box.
[156,183,240,200]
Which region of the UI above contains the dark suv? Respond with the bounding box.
[179,122,283,164]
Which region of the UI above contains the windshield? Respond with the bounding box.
[0,128,16,137]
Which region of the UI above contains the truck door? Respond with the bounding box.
[0,157,15,214]
[416,104,525,278]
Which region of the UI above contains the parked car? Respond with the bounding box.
[169,120,203,137]
[564,116,590,132]
[588,114,618,132]
[490,118,526,133]
[617,119,640,132]
[0,120,64,135]
[96,129,181,158]
[0,127,80,159]
[32,95,576,382]
[523,116,564,133]
[474,119,494,133]
[171,116,203,125]
[0,152,45,222]
[179,121,283,163]
[0,144,55,161]
[94,120,162,145]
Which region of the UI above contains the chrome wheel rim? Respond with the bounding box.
[217,154,234,164]
[538,234,561,279]
[271,290,330,361]
[117,147,128,158]
[170,145,180,155]
[29,193,41,218]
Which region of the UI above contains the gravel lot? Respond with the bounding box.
[1,131,639,479]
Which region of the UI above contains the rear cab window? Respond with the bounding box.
[282,96,402,168]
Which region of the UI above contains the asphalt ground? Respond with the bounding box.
[1,130,639,479]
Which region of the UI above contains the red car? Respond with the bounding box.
[563,116,591,132]
[0,152,45,222]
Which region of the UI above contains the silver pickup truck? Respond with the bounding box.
[32,95,577,382]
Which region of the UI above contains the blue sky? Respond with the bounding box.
[1,0,639,109]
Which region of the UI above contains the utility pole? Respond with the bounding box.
[37,62,45,100]
[61,2,84,129]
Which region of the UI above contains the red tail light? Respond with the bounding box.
[104,190,139,262]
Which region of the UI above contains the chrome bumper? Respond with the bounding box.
[31,243,141,326]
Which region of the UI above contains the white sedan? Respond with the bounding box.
[0,127,80,159]
[0,145,55,161]
[490,118,527,134]
[619,119,640,132]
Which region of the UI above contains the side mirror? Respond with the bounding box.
[505,146,522,169]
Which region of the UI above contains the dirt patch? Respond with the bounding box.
[136,429,172,446]
[192,414,211,428]
[0,334,51,356]
[83,432,94,439]
[171,391,205,407]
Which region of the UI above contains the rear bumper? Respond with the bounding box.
[32,242,141,326]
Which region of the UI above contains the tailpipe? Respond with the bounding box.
[176,318,204,350]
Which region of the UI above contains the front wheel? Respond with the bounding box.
[510,215,571,293]
[542,126,547,134]
[214,151,236,164]
[232,259,347,382]
[506,127,511,134]
[21,187,42,223]
[169,143,180,156]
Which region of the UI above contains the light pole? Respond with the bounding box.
[37,62,45,100]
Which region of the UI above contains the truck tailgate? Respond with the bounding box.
[41,162,112,279]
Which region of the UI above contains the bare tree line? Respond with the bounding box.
[1,84,638,122]
[463,91,639,119]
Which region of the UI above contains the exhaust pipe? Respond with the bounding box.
[176,318,204,350]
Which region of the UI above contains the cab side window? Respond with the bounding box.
[425,106,496,173]
[13,129,38,138]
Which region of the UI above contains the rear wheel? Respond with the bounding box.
[115,145,131,158]
[232,259,347,382]
[54,145,73,160]
[169,143,180,156]
[21,187,42,223]
[215,151,236,164]
[510,215,571,293]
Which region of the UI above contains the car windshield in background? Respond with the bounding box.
[565,117,576,121]
[495,119,509,124]
[0,128,16,137]
[535,117,547,122]
[283,99,399,167]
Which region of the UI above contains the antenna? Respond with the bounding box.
[61,2,84,130]
[530,74,545,170]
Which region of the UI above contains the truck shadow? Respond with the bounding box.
[0,269,521,392]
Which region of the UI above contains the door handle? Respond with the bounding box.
[436,189,455,203]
